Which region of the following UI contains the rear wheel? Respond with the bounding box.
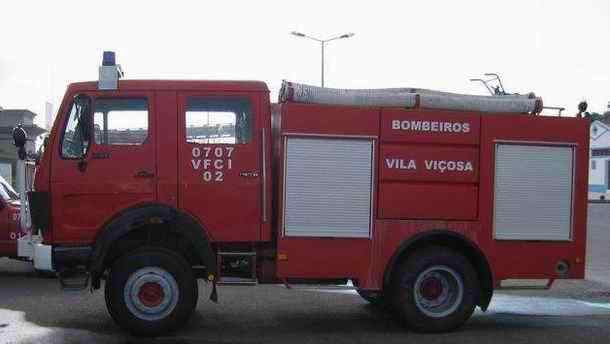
[391,246,478,332]
[105,247,198,336]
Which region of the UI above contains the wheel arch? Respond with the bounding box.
[88,203,217,289]
[383,230,494,311]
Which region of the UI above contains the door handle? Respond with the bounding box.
[134,170,155,178]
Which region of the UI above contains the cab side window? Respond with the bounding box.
[93,98,149,145]
[61,96,91,159]
[185,97,252,144]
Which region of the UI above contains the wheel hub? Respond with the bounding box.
[124,267,180,321]
[138,282,165,307]
[420,277,443,300]
[413,265,464,318]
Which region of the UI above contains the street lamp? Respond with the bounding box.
[291,31,355,87]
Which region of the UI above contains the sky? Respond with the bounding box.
[1,0,609,127]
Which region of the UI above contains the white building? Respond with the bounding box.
[590,119,610,199]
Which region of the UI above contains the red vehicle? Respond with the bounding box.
[16,53,589,336]
[0,176,27,258]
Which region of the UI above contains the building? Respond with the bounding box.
[590,119,610,199]
[0,108,46,185]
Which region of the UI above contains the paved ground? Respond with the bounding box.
[0,204,609,344]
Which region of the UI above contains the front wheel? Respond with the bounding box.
[391,246,478,333]
[105,247,198,336]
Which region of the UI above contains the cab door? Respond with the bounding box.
[50,92,156,243]
[178,93,261,242]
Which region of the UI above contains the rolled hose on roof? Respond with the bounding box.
[279,81,543,114]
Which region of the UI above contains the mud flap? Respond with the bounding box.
[209,274,218,303]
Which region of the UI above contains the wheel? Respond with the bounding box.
[390,246,478,333]
[105,247,198,336]
[356,289,385,306]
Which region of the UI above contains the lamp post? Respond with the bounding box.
[291,31,355,87]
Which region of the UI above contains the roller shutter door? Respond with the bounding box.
[284,137,373,238]
[494,143,574,241]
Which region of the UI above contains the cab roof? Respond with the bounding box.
[66,80,269,93]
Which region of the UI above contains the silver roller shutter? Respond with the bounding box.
[284,137,373,238]
[494,143,574,241]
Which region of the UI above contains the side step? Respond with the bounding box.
[217,251,257,285]
[58,269,90,291]
[497,279,555,290]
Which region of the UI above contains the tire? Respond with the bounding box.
[105,247,198,336]
[390,246,478,333]
[357,289,385,306]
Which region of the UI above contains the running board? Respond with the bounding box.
[217,277,258,286]
[281,278,356,290]
[58,269,90,291]
[497,279,554,290]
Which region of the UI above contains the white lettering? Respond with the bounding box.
[386,158,416,170]
[214,159,224,169]
[191,159,201,170]
[391,120,471,134]
[192,147,201,158]
[225,147,234,158]
[462,123,471,133]
[424,160,474,173]
[447,161,456,171]
[422,121,430,131]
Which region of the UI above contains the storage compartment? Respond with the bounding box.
[283,137,374,238]
[494,143,575,241]
[378,183,478,220]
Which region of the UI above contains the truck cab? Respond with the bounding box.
[35,79,271,247]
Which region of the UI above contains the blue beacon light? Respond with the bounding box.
[102,51,116,66]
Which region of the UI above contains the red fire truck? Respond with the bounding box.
[15,52,589,336]
[0,176,27,258]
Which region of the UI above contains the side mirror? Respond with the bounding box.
[12,125,27,149]
[12,125,28,160]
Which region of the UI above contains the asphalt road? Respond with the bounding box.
[0,204,609,344]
